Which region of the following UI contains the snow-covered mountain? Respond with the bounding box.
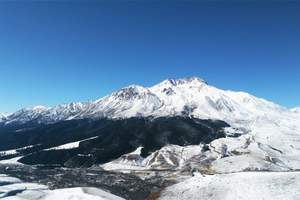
[1,77,291,128]
[2,77,300,171]
[4,77,300,170]
[0,113,7,122]
[1,76,300,200]
[291,107,300,113]
[8,76,292,174]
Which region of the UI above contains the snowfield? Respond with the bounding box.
[159,172,300,200]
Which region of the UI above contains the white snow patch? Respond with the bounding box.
[0,144,40,156]
[45,136,98,151]
[0,156,23,165]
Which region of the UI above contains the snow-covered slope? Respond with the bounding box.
[102,145,204,171]
[101,147,146,171]
[158,172,300,200]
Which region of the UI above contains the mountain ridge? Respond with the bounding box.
[1,77,290,127]
[291,107,300,113]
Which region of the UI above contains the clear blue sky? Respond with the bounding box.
[0,1,299,113]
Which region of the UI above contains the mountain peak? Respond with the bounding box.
[291,107,300,113]
[31,105,49,111]
[0,113,7,120]
[112,85,150,100]
[178,76,207,84]
[155,76,207,88]
[117,85,149,94]
[123,84,147,90]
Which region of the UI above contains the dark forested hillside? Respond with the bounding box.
[0,117,229,167]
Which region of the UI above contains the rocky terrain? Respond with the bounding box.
[0,164,171,200]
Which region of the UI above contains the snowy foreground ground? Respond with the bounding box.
[0,174,124,200]
[1,172,300,200]
[159,172,300,200]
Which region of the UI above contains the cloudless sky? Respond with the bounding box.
[0,1,299,113]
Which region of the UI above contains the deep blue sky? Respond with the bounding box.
[0,1,299,113]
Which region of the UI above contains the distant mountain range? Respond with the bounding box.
[1,76,297,127]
